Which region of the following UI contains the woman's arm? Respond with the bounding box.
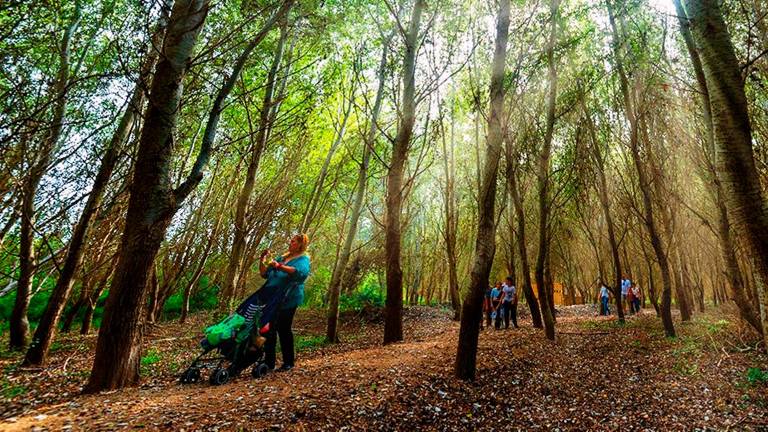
[273,262,296,274]
[273,256,310,278]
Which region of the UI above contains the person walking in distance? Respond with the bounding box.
[501,276,518,328]
[600,284,611,316]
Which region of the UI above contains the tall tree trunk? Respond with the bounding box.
[300,80,355,233]
[685,0,768,346]
[507,156,543,328]
[455,0,509,380]
[383,0,425,345]
[220,13,291,311]
[22,21,164,365]
[442,101,461,321]
[83,0,211,393]
[606,0,675,337]
[671,245,693,321]
[672,0,762,335]
[582,101,625,323]
[325,39,383,339]
[534,0,560,341]
[10,2,82,350]
[81,268,113,335]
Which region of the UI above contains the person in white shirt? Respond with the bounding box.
[500,276,519,328]
[600,284,611,316]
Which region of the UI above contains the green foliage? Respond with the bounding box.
[0,273,57,334]
[705,319,730,334]
[161,275,219,320]
[339,272,384,311]
[746,368,768,385]
[1,376,26,399]
[294,334,327,352]
[140,347,161,375]
[302,266,331,308]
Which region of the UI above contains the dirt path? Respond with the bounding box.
[2,307,767,431]
[4,323,459,431]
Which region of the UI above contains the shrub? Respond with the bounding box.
[746,368,768,385]
[339,272,384,311]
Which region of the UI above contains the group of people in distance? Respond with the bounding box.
[483,276,519,330]
[599,276,641,316]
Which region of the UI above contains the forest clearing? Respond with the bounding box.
[3,0,768,429]
[2,306,766,431]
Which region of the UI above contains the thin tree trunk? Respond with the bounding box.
[442,101,461,321]
[507,156,543,328]
[325,37,386,340]
[534,0,560,341]
[300,81,355,233]
[383,0,425,345]
[81,269,113,335]
[10,3,82,350]
[22,21,164,366]
[606,0,675,337]
[582,101,625,323]
[455,0,509,380]
[61,294,85,333]
[220,12,291,311]
[180,180,232,323]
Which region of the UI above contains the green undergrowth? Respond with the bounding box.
[579,316,645,332]
[746,367,768,385]
[1,374,26,399]
[140,347,162,376]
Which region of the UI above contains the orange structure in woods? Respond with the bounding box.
[530,282,583,306]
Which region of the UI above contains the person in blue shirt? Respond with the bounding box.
[621,277,631,303]
[258,234,311,372]
[491,281,503,329]
[483,285,493,330]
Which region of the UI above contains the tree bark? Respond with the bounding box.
[606,0,675,337]
[220,11,291,311]
[83,0,211,393]
[383,0,425,345]
[685,0,768,346]
[507,155,543,328]
[10,2,82,350]
[672,0,762,335]
[441,101,462,321]
[582,101,625,323]
[534,0,560,341]
[455,0,509,380]
[22,20,164,365]
[325,35,389,342]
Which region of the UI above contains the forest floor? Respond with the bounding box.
[1,304,767,431]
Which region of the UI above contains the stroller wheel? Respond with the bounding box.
[209,368,230,385]
[180,367,201,384]
[251,362,269,378]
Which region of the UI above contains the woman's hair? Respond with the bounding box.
[284,233,310,256]
[296,233,309,253]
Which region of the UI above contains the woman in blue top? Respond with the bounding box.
[258,233,311,372]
